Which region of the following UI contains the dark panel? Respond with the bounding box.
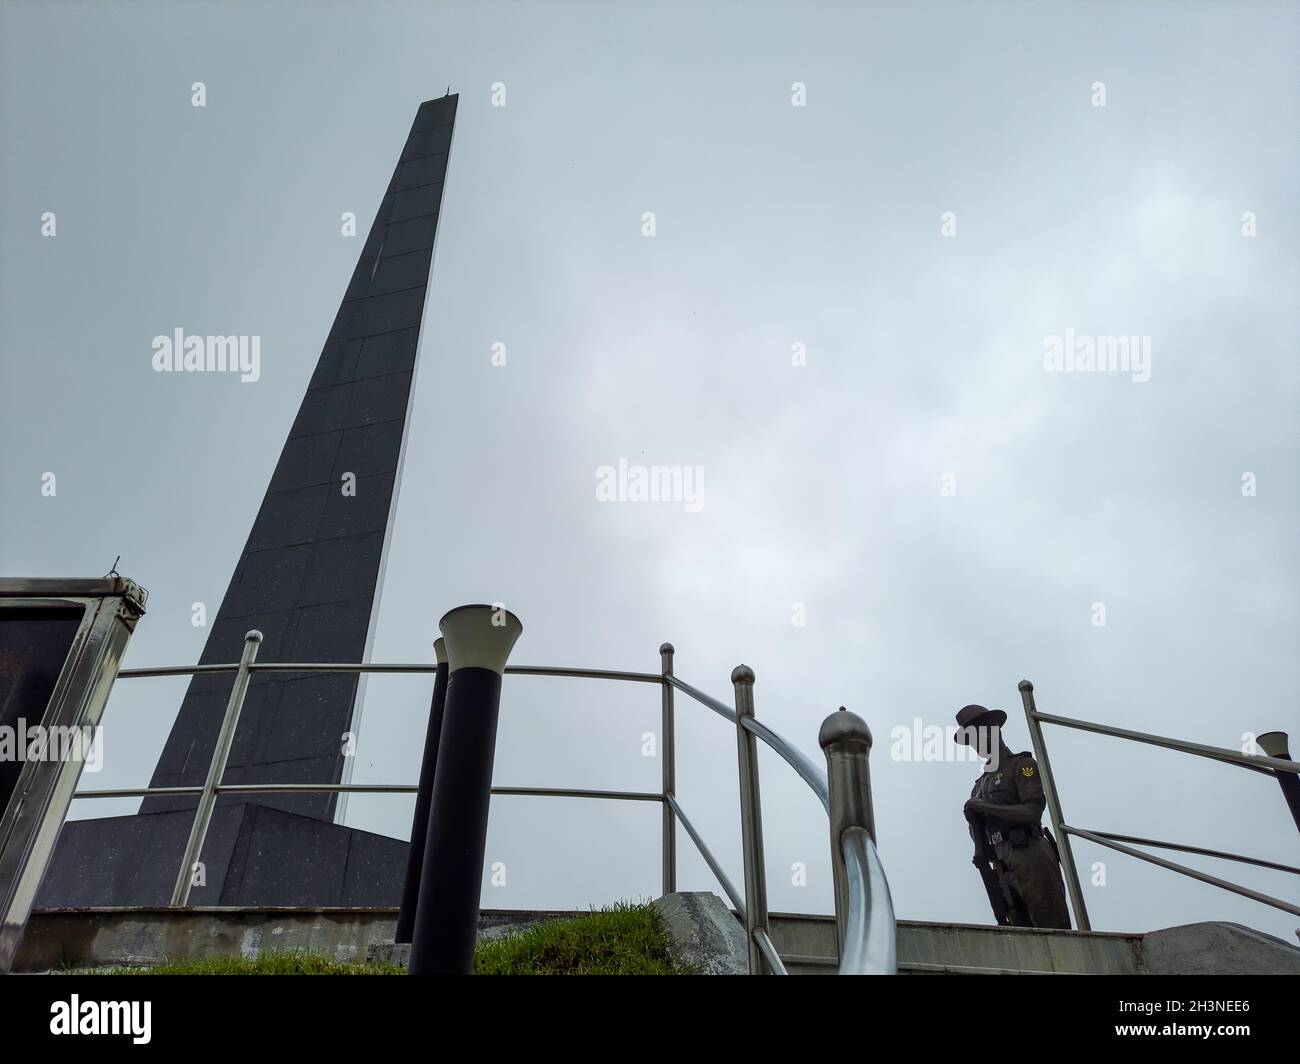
[247,484,330,551]
[356,329,420,379]
[316,472,396,540]
[328,287,428,341]
[380,214,440,258]
[390,153,450,192]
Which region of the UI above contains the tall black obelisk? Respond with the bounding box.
[38,96,457,907]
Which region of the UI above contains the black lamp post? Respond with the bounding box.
[1258,731,1300,835]
[408,604,522,975]
[395,637,448,944]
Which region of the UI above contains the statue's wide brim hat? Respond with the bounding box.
[953,704,1006,743]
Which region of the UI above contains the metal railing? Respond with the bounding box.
[1018,680,1300,930]
[73,631,897,974]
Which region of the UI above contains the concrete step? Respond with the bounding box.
[767,911,1300,975]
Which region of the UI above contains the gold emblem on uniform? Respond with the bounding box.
[993,772,1003,784]
[1020,764,1035,778]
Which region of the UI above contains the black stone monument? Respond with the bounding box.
[38,95,458,907]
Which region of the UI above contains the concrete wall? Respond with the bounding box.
[17,902,1300,974]
[16,906,583,972]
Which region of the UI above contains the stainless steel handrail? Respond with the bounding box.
[1031,708,1300,776]
[120,661,663,683]
[1064,825,1300,918]
[741,716,830,812]
[664,794,745,917]
[86,643,896,975]
[752,928,788,975]
[1084,830,1300,876]
[76,783,662,801]
[664,674,736,723]
[839,826,896,975]
[1020,679,1300,932]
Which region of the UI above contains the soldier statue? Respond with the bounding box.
[956,704,1071,929]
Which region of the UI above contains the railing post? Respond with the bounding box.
[731,664,769,975]
[170,629,262,907]
[819,706,875,956]
[660,642,676,898]
[1018,680,1091,930]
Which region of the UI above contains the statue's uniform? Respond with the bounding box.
[970,750,1071,929]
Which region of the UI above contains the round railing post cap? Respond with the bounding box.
[731,664,755,685]
[819,707,872,751]
[1018,679,1033,693]
[244,629,264,644]
[659,642,674,655]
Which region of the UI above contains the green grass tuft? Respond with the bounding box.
[474,902,680,975]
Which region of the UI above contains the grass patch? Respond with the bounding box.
[474,902,679,975]
[78,902,679,975]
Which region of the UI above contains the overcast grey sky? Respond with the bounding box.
[2,0,1297,941]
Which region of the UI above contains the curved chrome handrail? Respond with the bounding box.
[752,928,789,975]
[668,672,889,974]
[668,676,830,811]
[664,674,736,722]
[839,826,896,975]
[740,716,830,813]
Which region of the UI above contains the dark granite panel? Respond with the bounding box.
[247,484,330,550]
[202,610,297,664]
[327,288,428,341]
[298,533,386,607]
[308,339,363,390]
[33,806,246,908]
[285,597,375,662]
[379,214,439,257]
[389,182,444,223]
[410,97,456,134]
[35,811,410,908]
[289,383,352,438]
[316,472,396,540]
[404,122,454,154]
[218,749,343,816]
[150,683,268,777]
[345,250,430,302]
[344,371,412,428]
[389,152,449,192]
[342,828,408,906]
[258,674,361,763]
[356,329,419,379]
[224,543,314,615]
[268,432,344,490]
[330,419,407,480]
[220,805,351,906]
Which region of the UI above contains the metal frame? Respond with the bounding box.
[0,577,147,973]
[68,632,897,975]
[1019,679,1300,929]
